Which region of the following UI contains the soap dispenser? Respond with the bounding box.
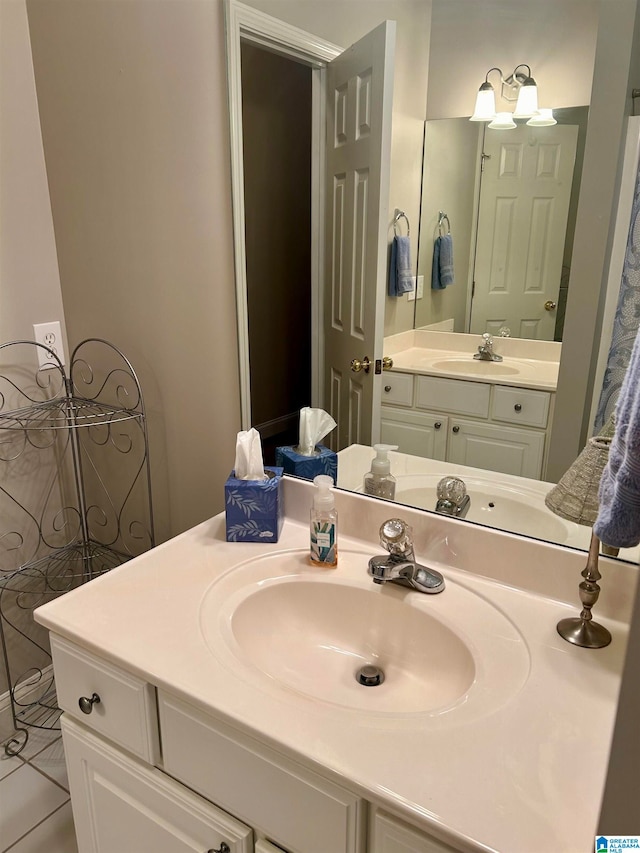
[310,475,338,567]
[363,444,398,500]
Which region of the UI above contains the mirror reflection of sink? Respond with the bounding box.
[395,474,571,542]
[429,358,521,376]
[200,551,530,723]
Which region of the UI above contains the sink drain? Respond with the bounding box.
[356,664,385,687]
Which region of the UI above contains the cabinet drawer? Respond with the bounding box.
[381,372,414,407]
[371,809,459,852]
[491,386,550,428]
[51,635,159,763]
[158,691,364,853]
[415,375,490,417]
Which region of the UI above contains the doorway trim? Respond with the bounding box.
[224,0,342,428]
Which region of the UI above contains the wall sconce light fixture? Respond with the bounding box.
[470,65,556,128]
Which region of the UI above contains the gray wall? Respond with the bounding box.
[27,0,241,541]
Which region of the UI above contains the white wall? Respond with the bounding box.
[0,0,66,344]
[427,0,598,120]
[414,118,479,331]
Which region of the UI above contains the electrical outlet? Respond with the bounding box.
[407,277,416,301]
[416,275,424,299]
[33,321,66,368]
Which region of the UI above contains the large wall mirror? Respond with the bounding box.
[229,0,637,562]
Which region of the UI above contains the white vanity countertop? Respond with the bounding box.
[35,478,632,853]
[385,329,560,391]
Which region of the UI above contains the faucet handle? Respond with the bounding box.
[379,518,414,557]
[481,332,493,344]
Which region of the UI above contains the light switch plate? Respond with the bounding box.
[416,275,424,299]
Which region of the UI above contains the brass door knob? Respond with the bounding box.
[382,356,394,371]
[351,356,371,374]
[544,300,557,311]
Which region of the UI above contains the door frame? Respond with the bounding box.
[224,0,343,428]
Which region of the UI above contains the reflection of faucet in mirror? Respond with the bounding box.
[435,477,471,518]
[473,333,503,362]
[367,518,445,594]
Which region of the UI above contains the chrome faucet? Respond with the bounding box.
[367,518,445,594]
[473,333,503,362]
[435,476,471,518]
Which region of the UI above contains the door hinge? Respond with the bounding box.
[472,280,476,297]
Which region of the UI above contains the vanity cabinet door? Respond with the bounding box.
[370,810,460,853]
[447,418,545,479]
[61,715,253,853]
[381,407,448,459]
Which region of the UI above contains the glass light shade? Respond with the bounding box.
[488,112,517,130]
[513,78,538,118]
[527,108,557,127]
[470,84,496,121]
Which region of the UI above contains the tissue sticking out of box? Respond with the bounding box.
[234,427,267,480]
[296,407,337,456]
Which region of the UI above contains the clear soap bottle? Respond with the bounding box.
[310,475,338,567]
[363,444,398,500]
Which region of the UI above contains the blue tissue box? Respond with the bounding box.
[225,466,284,543]
[275,445,338,483]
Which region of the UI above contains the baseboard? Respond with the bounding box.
[0,664,55,741]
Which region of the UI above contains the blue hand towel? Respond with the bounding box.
[594,327,640,547]
[388,236,413,297]
[431,234,455,290]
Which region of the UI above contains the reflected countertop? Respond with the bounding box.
[384,330,561,392]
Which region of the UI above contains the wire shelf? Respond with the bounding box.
[0,339,154,756]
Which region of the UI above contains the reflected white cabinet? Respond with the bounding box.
[381,372,553,479]
[62,715,253,853]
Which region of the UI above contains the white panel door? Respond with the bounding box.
[470,124,578,339]
[324,21,395,450]
[61,715,253,853]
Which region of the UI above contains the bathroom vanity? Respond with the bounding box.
[34,477,632,853]
[381,330,560,479]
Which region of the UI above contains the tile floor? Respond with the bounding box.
[0,727,77,853]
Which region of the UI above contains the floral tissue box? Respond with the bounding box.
[224,466,284,543]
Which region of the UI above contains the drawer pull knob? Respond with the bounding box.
[514,403,522,412]
[78,693,101,714]
[208,845,230,853]
[434,421,442,430]
[452,425,460,434]
[384,385,391,392]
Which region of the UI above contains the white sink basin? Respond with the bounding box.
[430,358,521,376]
[394,474,572,542]
[200,550,530,723]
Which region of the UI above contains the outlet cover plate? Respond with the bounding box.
[33,321,66,368]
